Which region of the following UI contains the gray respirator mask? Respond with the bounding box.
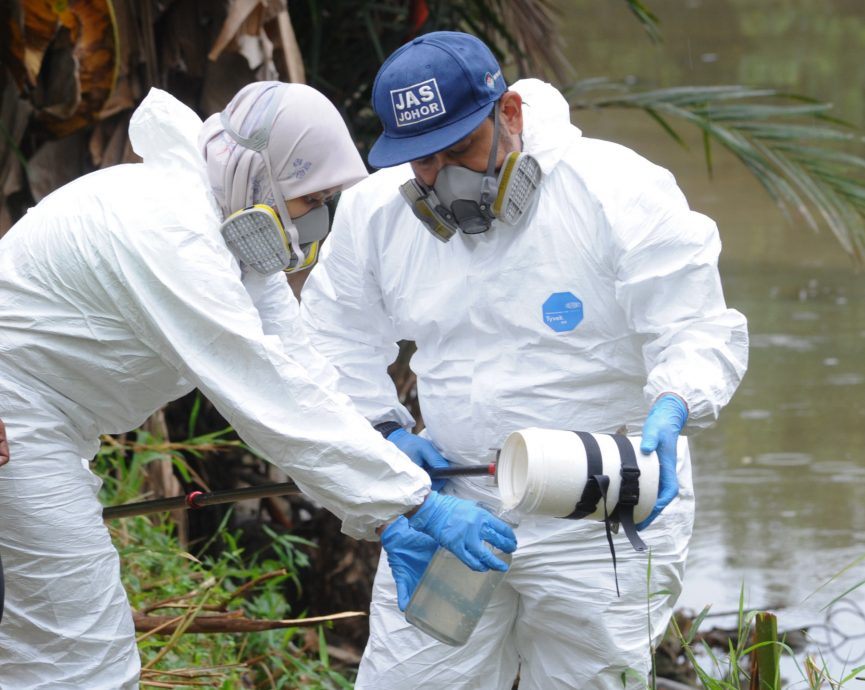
[220,203,328,275]
[217,94,328,275]
[399,107,542,242]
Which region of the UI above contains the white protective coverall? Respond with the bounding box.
[300,78,749,689]
[0,89,429,689]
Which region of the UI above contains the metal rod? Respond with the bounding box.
[102,464,496,520]
[103,481,301,520]
[429,463,497,478]
[103,494,190,519]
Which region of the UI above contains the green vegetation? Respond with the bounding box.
[98,433,358,689]
[660,604,865,689]
[653,581,865,690]
[100,431,865,689]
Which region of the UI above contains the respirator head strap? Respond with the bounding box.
[483,104,542,228]
[477,104,502,219]
[219,91,305,266]
[219,93,280,153]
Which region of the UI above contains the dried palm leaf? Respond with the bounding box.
[208,0,267,62]
[1,0,119,138]
[208,0,304,83]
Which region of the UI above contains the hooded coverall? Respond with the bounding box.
[0,88,429,688]
[300,78,749,689]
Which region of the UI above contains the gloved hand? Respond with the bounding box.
[381,516,438,611]
[638,393,689,530]
[408,492,517,572]
[386,428,450,491]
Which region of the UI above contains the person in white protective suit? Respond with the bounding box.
[299,32,749,689]
[0,80,516,689]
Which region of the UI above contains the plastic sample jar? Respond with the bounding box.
[404,509,517,646]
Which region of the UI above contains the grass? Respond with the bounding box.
[98,431,357,689]
[97,427,864,689]
[647,553,865,690]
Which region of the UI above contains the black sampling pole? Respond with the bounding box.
[102,481,301,520]
[102,463,497,520]
[425,463,497,478]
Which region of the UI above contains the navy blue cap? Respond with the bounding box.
[368,31,506,168]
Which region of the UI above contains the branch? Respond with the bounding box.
[133,609,366,634]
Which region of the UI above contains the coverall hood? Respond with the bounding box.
[129,87,210,184]
[199,81,369,220]
[514,77,582,174]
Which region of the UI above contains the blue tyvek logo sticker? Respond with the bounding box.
[542,292,583,332]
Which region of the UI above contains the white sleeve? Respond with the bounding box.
[241,269,342,394]
[97,220,429,540]
[300,189,416,429]
[609,162,749,428]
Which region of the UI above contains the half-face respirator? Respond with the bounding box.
[219,203,328,275]
[217,94,327,275]
[399,107,542,242]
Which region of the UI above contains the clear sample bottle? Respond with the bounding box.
[404,508,518,646]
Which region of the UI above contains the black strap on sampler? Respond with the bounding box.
[566,433,620,589]
[594,476,619,596]
[565,431,647,597]
[610,434,647,553]
[566,431,605,519]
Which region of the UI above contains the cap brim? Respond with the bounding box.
[367,102,495,169]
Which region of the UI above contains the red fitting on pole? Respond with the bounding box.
[186,491,204,509]
[488,462,497,476]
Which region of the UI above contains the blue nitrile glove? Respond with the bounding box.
[638,393,689,530]
[408,492,517,572]
[381,516,438,611]
[386,428,450,491]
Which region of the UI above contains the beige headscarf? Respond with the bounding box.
[199,81,368,220]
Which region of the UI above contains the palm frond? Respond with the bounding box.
[497,0,574,82]
[568,81,865,263]
[622,0,662,44]
[428,0,571,82]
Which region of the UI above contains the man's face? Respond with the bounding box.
[409,91,524,188]
[410,117,499,187]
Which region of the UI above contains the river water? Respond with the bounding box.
[558,1,865,684]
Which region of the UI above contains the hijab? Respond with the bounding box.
[199,81,368,219]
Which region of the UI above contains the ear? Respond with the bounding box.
[499,91,524,136]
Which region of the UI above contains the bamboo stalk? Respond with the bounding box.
[749,611,780,690]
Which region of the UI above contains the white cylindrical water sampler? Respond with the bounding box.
[497,428,659,524]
